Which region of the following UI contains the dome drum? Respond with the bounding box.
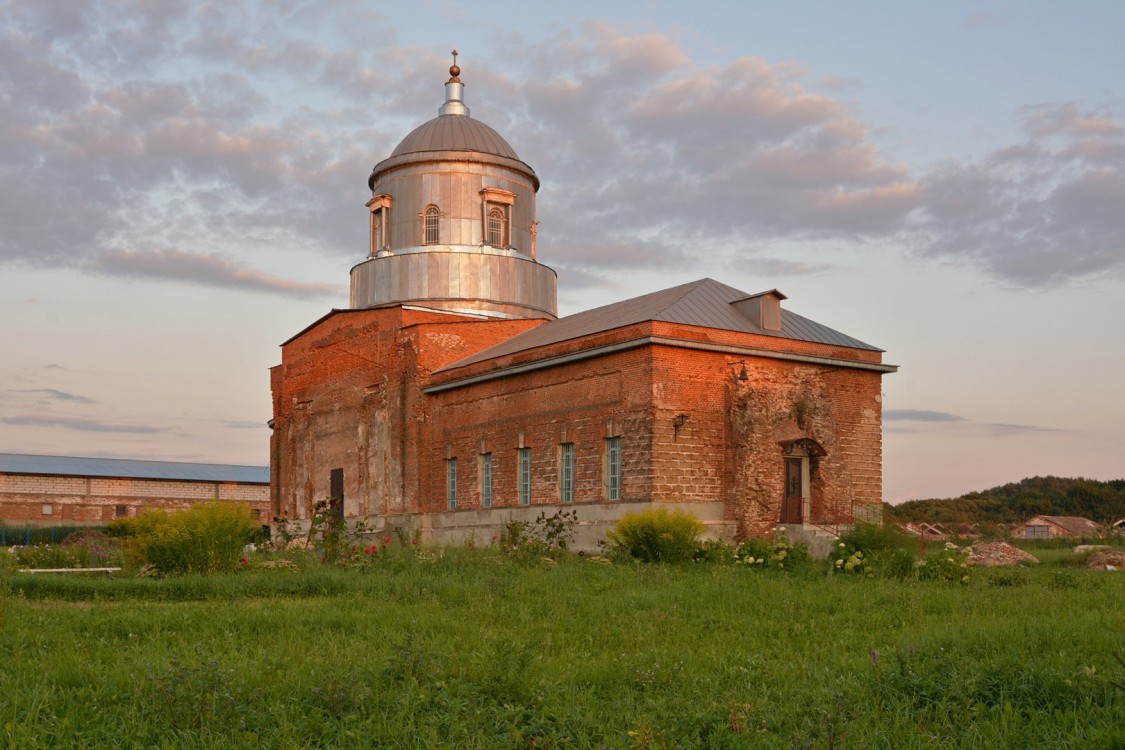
[350,251,557,320]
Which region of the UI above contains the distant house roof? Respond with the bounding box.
[1022,515,1104,536]
[439,278,882,372]
[0,453,269,484]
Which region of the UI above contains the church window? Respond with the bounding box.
[606,437,621,501]
[480,453,493,508]
[560,442,574,503]
[370,210,382,256]
[368,195,391,256]
[487,207,506,247]
[423,205,440,245]
[447,458,458,510]
[518,447,531,505]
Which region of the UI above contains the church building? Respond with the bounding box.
[269,59,897,548]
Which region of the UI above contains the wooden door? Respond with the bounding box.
[781,458,802,524]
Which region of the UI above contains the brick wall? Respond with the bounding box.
[271,305,889,541]
[0,475,269,526]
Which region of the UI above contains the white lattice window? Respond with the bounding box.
[423,206,440,245]
[487,207,506,247]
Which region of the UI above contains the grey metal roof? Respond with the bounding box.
[390,114,521,161]
[0,453,269,484]
[439,278,881,371]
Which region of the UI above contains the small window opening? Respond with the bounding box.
[487,207,506,247]
[423,206,440,245]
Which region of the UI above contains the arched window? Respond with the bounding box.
[423,206,440,245]
[486,207,505,247]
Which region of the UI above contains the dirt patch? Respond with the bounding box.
[1084,550,1125,570]
[967,541,1039,567]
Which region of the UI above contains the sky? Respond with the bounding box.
[1,0,1123,503]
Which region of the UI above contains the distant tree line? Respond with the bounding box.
[886,476,1125,526]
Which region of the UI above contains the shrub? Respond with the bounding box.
[693,538,736,564]
[115,503,258,575]
[734,533,813,573]
[916,542,971,583]
[607,508,703,563]
[500,509,578,562]
[829,541,869,575]
[839,522,909,553]
[833,523,915,578]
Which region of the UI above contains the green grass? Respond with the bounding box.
[1,549,1122,748]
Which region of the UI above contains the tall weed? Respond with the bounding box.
[113,503,257,575]
[607,508,703,563]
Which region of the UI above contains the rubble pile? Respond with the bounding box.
[1084,550,1125,570]
[966,541,1039,567]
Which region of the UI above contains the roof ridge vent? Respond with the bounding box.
[731,289,787,332]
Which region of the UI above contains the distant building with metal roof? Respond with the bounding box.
[0,453,268,484]
[0,453,269,527]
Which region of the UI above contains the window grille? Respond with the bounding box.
[606,437,622,501]
[487,207,505,247]
[481,453,493,508]
[560,443,574,503]
[423,206,440,245]
[447,458,458,510]
[518,447,531,505]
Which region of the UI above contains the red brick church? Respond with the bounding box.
[269,60,896,548]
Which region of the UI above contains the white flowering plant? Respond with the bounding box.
[829,540,871,575]
[916,541,971,584]
[733,531,811,572]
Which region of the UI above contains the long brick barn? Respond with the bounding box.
[269,59,897,549]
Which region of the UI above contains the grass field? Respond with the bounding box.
[1,548,1122,748]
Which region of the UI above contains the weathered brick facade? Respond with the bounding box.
[270,283,894,547]
[0,464,269,527]
[270,65,894,549]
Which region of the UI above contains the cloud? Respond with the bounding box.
[884,409,965,422]
[914,103,1125,287]
[224,420,266,430]
[0,414,167,434]
[91,248,342,298]
[741,257,847,276]
[884,409,1058,435]
[982,422,1060,435]
[1,8,1121,293]
[13,388,96,405]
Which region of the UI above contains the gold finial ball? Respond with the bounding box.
[450,64,460,77]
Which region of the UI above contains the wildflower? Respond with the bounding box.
[839,542,846,549]
[364,545,378,556]
[411,538,418,546]
[845,561,855,572]
[835,559,844,568]
[383,536,392,545]
[855,551,863,559]
[239,556,249,565]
